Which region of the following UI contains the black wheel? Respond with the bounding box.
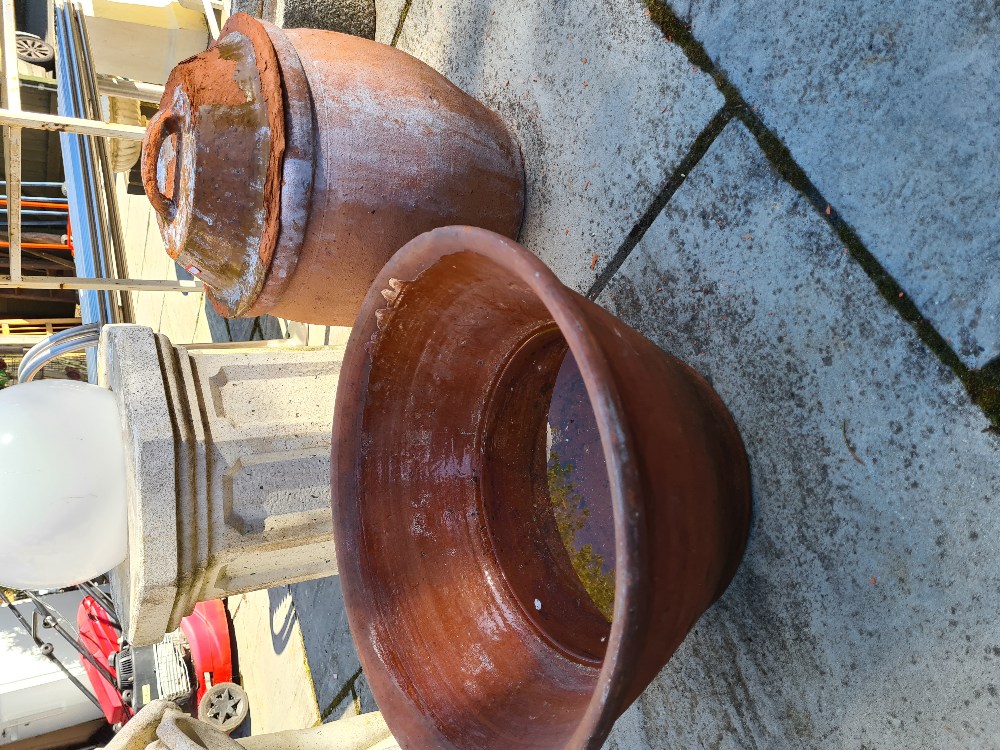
[15,32,54,67]
[198,682,249,734]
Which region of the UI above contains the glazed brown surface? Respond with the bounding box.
[332,227,752,749]
[142,15,286,315]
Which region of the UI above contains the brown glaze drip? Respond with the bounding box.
[213,13,286,282]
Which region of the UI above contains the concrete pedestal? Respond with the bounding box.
[98,325,342,647]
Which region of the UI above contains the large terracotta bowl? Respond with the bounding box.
[332,226,751,749]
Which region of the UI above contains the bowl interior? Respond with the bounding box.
[351,251,618,748]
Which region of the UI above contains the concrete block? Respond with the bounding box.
[99,325,181,649]
[395,0,723,292]
[599,122,1000,748]
[665,0,1000,366]
[101,326,343,646]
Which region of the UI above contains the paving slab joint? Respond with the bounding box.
[318,666,364,723]
[967,359,1000,433]
[641,0,999,431]
[389,0,412,46]
[587,107,734,300]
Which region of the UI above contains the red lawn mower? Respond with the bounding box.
[76,592,249,734]
[2,583,249,738]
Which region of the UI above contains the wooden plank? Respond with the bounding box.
[0,319,79,335]
[203,0,221,39]
[20,248,75,269]
[0,317,82,326]
[2,126,21,281]
[0,289,72,304]
[0,0,19,113]
[96,75,164,104]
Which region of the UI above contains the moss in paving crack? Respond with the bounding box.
[300,649,323,724]
[640,0,1000,431]
[967,361,1000,432]
[745,115,1000,430]
[587,108,733,299]
[642,0,741,103]
[319,666,364,723]
[391,0,413,47]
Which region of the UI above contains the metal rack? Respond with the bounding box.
[0,0,202,323]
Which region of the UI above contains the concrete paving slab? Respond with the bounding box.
[395,0,724,293]
[374,0,407,44]
[117,174,212,345]
[291,575,379,722]
[227,588,321,734]
[203,308,285,343]
[281,0,376,38]
[598,121,1000,748]
[660,0,1000,367]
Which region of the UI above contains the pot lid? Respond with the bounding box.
[140,14,287,317]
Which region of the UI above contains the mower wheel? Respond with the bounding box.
[198,682,249,734]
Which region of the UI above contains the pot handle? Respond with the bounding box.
[141,110,180,220]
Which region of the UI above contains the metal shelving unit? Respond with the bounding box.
[0,0,201,326]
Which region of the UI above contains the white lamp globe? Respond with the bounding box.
[0,380,128,590]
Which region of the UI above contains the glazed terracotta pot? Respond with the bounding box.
[332,227,752,749]
[141,15,525,325]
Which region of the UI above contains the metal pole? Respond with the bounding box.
[17,321,100,381]
[1,0,22,282]
[78,581,122,632]
[73,5,134,323]
[57,4,110,324]
[24,591,119,688]
[63,5,106,320]
[0,108,146,139]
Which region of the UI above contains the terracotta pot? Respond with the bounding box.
[332,227,752,749]
[141,15,525,324]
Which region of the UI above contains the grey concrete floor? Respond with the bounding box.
[231,0,1000,747]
